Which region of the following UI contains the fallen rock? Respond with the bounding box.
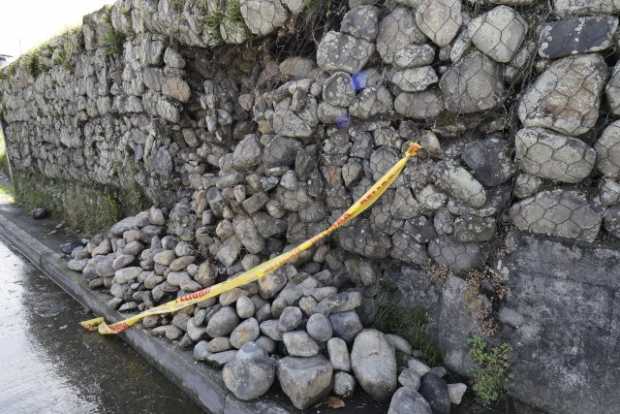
[388,387,432,414]
[277,355,333,410]
[351,329,397,401]
[419,374,451,414]
[223,342,276,401]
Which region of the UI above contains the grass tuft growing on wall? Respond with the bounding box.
[374,301,443,366]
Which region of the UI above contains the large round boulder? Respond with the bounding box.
[351,329,397,400]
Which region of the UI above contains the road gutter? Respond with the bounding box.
[0,205,292,414]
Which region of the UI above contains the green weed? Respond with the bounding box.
[469,336,512,405]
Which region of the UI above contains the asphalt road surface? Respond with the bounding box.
[0,238,204,414]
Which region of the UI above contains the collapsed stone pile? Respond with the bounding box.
[3,0,620,413]
[67,205,466,411]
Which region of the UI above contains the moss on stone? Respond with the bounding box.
[11,170,150,236]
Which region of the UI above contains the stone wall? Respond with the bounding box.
[1,0,620,413]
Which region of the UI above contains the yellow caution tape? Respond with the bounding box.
[81,143,423,335]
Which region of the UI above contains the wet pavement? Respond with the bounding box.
[0,239,205,414]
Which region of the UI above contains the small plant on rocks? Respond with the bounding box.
[469,336,512,405]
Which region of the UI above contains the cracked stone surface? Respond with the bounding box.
[416,0,463,47]
[595,120,620,178]
[510,190,602,242]
[377,7,427,64]
[518,54,608,136]
[468,6,528,63]
[390,66,438,92]
[439,51,504,114]
[515,127,596,183]
[428,236,485,274]
[317,31,374,73]
[240,0,289,36]
[539,16,618,59]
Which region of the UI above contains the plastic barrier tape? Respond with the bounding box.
[81,143,423,335]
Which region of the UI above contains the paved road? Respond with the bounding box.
[0,239,204,414]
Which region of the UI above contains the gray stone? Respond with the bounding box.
[262,136,302,167]
[554,0,620,17]
[439,51,504,114]
[513,173,542,199]
[595,121,620,178]
[391,67,438,92]
[419,374,450,414]
[502,231,620,414]
[385,334,413,355]
[329,311,364,343]
[434,161,487,208]
[206,306,240,337]
[216,236,242,267]
[518,54,608,136]
[306,313,333,342]
[394,45,436,69]
[277,356,333,410]
[395,91,444,120]
[604,206,620,239]
[388,387,432,414]
[454,216,497,242]
[317,31,374,73]
[606,63,620,116]
[447,383,467,405]
[222,342,276,401]
[260,319,283,341]
[539,16,618,59]
[314,291,362,315]
[233,134,262,170]
[515,128,595,183]
[351,329,397,401]
[113,267,141,284]
[377,7,427,64]
[398,368,421,390]
[334,372,356,399]
[236,295,256,319]
[350,86,394,119]
[240,0,288,36]
[340,5,380,41]
[599,178,620,206]
[208,337,232,353]
[278,306,303,332]
[469,6,527,63]
[510,190,602,242]
[415,0,463,47]
[282,331,320,357]
[233,217,265,255]
[462,137,515,187]
[322,72,356,107]
[428,236,485,274]
[272,97,318,138]
[327,337,351,371]
[230,318,260,349]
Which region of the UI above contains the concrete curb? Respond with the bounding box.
[0,208,292,414]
